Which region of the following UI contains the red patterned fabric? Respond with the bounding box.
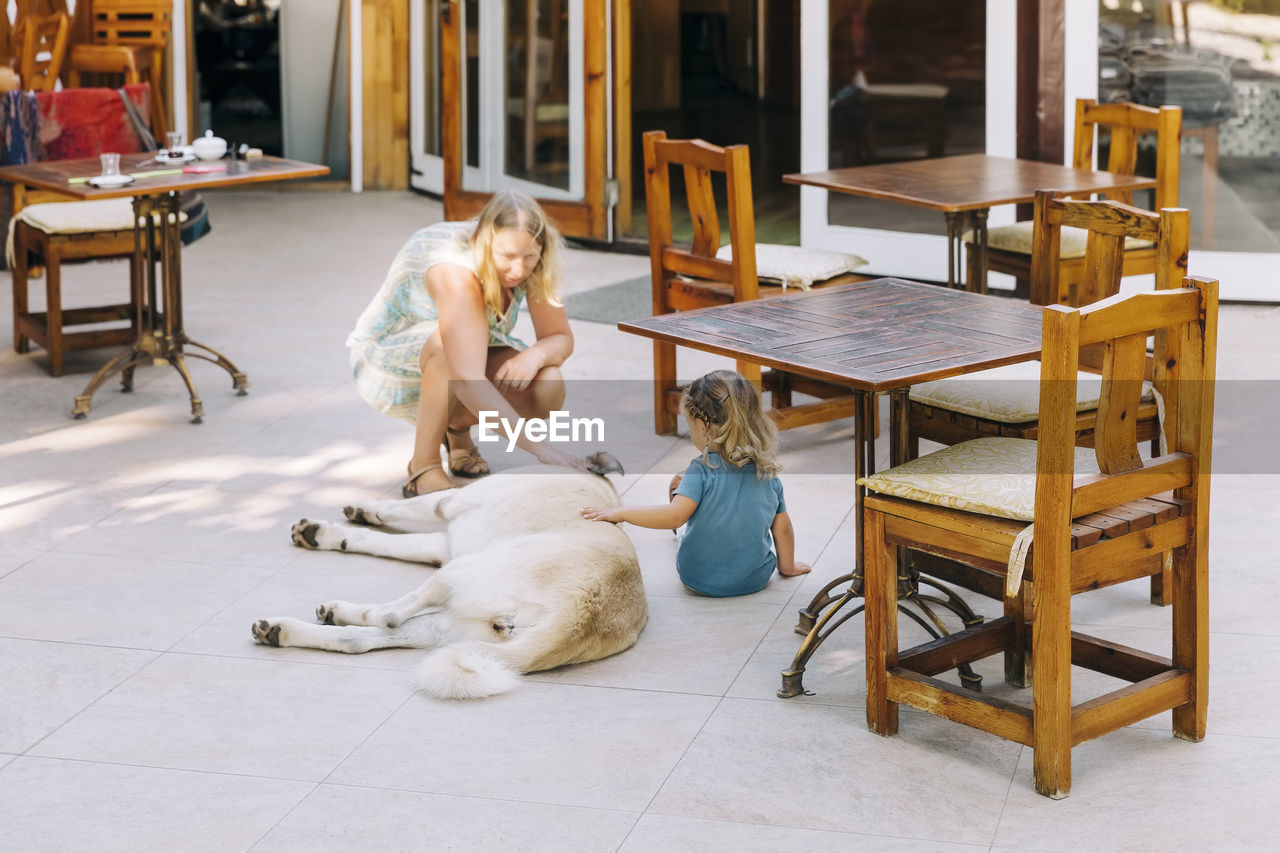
[35,83,152,159]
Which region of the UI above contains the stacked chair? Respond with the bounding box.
[643,130,870,434]
[858,194,1217,796]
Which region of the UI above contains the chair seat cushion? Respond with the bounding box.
[858,436,1100,522]
[17,199,186,234]
[909,361,1153,423]
[968,220,1155,259]
[715,243,867,290]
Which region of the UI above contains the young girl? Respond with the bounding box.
[581,370,811,596]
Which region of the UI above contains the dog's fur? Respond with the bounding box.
[251,461,647,699]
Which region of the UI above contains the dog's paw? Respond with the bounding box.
[316,603,337,625]
[251,619,284,647]
[343,504,384,526]
[290,519,347,551]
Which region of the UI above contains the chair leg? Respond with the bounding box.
[1031,563,1073,799]
[45,251,64,377]
[1003,582,1031,688]
[863,507,899,736]
[653,340,678,435]
[737,359,761,389]
[1171,540,1208,742]
[12,228,31,354]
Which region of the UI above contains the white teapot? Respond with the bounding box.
[192,130,228,161]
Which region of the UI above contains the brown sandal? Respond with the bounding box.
[402,462,455,498]
[444,427,490,478]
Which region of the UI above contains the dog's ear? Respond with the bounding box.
[584,451,625,477]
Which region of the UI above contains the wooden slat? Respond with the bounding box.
[1071,517,1191,587]
[898,617,1016,676]
[1076,289,1202,346]
[1070,631,1172,682]
[1094,332,1147,474]
[1071,670,1191,746]
[887,669,1034,746]
[1072,453,1193,518]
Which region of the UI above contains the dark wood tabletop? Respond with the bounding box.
[0,153,329,200]
[618,278,1045,393]
[782,153,1158,213]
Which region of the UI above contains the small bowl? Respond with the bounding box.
[192,133,228,161]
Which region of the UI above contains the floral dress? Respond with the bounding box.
[347,221,528,422]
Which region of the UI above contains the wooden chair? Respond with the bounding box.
[967,99,1182,301]
[12,11,70,93]
[908,191,1190,604]
[862,275,1217,798]
[643,130,870,434]
[66,0,169,138]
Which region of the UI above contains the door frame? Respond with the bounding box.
[441,0,610,239]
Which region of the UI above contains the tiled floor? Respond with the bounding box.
[2,190,1278,851]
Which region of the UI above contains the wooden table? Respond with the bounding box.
[619,278,1046,697]
[784,153,1158,292]
[0,154,329,422]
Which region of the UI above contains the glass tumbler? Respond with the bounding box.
[99,153,121,178]
[166,131,185,152]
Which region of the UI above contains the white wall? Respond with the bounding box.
[279,0,349,178]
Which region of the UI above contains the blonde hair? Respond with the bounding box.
[470,190,563,315]
[681,370,780,478]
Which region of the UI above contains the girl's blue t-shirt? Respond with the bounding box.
[674,452,786,597]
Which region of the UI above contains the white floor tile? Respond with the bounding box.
[0,638,157,753]
[0,756,312,852]
[29,654,414,781]
[259,784,639,852]
[650,697,1020,844]
[329,682,718,810]
[0,551,269,649]
[621,814,988,853]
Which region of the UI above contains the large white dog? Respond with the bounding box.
[251,455,647,699]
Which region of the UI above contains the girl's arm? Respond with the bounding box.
[771,511,812,577]
[581,496,697,530]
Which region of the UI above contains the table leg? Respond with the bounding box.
[944,211,963,288]
[71,193,250,423]
[779,387,984,697]
[966,208,989,294]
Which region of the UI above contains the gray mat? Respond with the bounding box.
[563,275,651,325]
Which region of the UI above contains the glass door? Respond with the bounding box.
[797,0,1018,283]
[415,0,609,238]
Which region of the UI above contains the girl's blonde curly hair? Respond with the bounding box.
[470,189,563,315]
[680,370,780,478]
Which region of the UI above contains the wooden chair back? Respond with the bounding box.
[1029,189,1190,307]
[642,129,759,310]
[14,11,69,93]
[1034,276,1217,580]
[87,0,170,49]
[1071,99,1182,211]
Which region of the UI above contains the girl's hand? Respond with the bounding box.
[535,444,589,471]
[494,349,546,392]
[581,505,623,523]
[778,561,812,578]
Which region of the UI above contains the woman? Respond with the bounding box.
[348,190,582,496]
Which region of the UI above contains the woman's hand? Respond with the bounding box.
[534,444,589,471]
[493,348,546,392]
[581,505,624,523]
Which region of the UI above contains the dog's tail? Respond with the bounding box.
[414,641,521,699]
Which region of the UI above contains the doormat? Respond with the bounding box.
[562,276,651,325]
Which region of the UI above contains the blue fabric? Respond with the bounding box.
[674,452,786,597]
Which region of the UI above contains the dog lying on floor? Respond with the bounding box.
[251,453,647,699]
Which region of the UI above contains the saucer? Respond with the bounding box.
[87,174,136,188]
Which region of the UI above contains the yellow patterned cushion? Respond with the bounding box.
[17,199,187,234]
[858,437,1100,522]
[909,361,1152,423]
[965,220,1154,259]
[716,243,867,290]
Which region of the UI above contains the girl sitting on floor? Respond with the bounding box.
[581,369,811,596]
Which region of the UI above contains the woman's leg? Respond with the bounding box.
[407,332,458,494]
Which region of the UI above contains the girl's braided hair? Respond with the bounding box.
[680,370,780,478]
